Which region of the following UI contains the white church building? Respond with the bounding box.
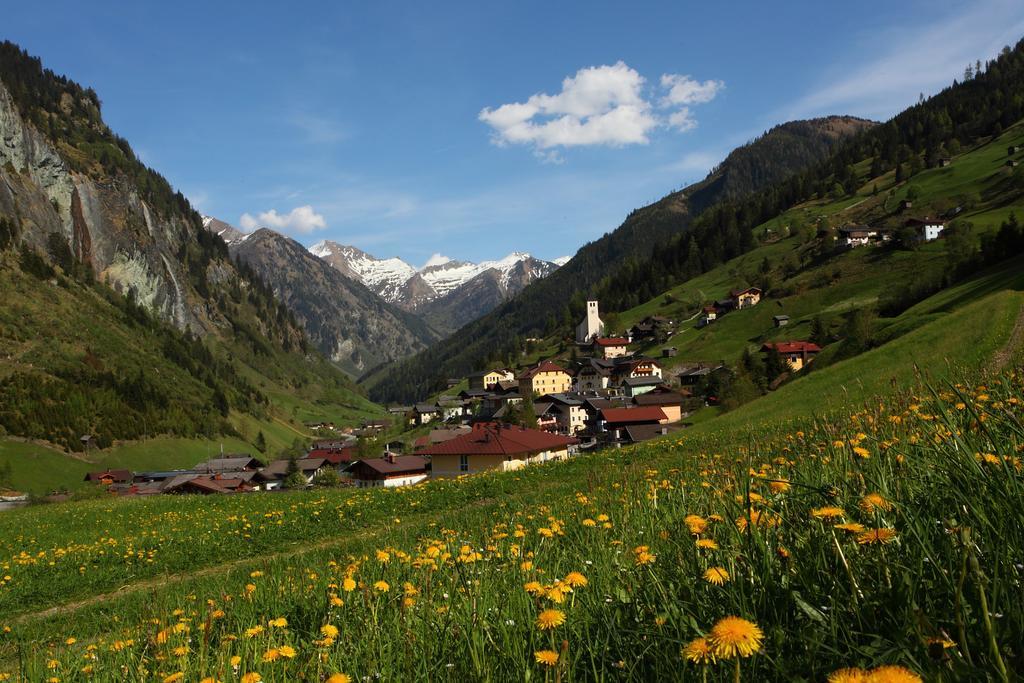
[576,300,605,344]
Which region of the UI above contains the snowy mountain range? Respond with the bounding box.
[308,240,564,314]
[202,216,568,335]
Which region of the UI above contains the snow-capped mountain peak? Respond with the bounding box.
[420,253,452,270]
[201,215,249,245]
[304,241,563,312]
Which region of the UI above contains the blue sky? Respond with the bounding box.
[5,0,1024,265]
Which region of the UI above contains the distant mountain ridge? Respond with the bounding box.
[307,239,562,313]
[202,219,563,336]
[228,229,440,375]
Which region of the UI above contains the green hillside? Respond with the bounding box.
[0,42,384,492]
[2,300,1022,679]
[608,120,1024,376]
[0,255,382,494]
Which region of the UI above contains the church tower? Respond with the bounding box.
[575,300,605,343]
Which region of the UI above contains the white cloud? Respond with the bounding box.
[667,108,697,132]
[660,74,724,106]
[239,205,327,234]
[479,61,722,158]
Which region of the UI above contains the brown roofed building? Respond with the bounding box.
[419,422,578,477]
[84,469,133,485]
[600,406,669,426]
[729,287,762,309]
[518,361,572,397]
[346,454,429,488]
[592,337,630,359]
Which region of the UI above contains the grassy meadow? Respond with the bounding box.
[2,357,1023,681]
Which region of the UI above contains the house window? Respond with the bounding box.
[459,455,469,472]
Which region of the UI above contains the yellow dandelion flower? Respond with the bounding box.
[703,567,730,586]
[373,580,390,592]
[696,538,719,550]
[230,655,242,667]
[535,609,566,631]
[564,571,588,588]
[277,645,296,658]
[856,528,898,545]
[326,675,351,683]
[682,637,716,665]
[163,674,184,683]
[524,581,546,596]
[859,493,893,514]
[240,674,262,683]
[342,577,356,592]
[684,514,708,534]
[262,648,280,662]
[708,616,764,658]
[244,626,264,638]
[853,446,871,458]
[534,650,560,666]
[268,617,287,628]
[811,506,846,520]
[320,624,339,639]
[546,585,568,604]
[866,665,922,682]
[633,545,656,566]
[828,668,869,683]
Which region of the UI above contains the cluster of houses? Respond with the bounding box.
[82,290,832,496]
[834,216,947,248]
[82,445,431,496]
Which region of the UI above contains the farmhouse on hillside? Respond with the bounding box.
[904,217,946,242]
[760,341,822,372]
[729,286,762,309]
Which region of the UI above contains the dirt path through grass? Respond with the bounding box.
[993,302,1024,370]
[8,524,383,627]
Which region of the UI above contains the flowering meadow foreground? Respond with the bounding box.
[2,371,1023,681]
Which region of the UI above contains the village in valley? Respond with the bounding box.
[78,207,959,498]
[81,286,846,495]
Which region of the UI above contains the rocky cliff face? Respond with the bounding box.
[229,229,440,374]
[0,79,200,332]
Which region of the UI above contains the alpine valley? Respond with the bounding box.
[3,11,1024,683]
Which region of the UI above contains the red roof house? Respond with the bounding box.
[419,422,578,477]
[760,341,822,371]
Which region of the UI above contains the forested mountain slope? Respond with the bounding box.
[0,41,377,452]
[231,229,440,375]
[364,116,875,402]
